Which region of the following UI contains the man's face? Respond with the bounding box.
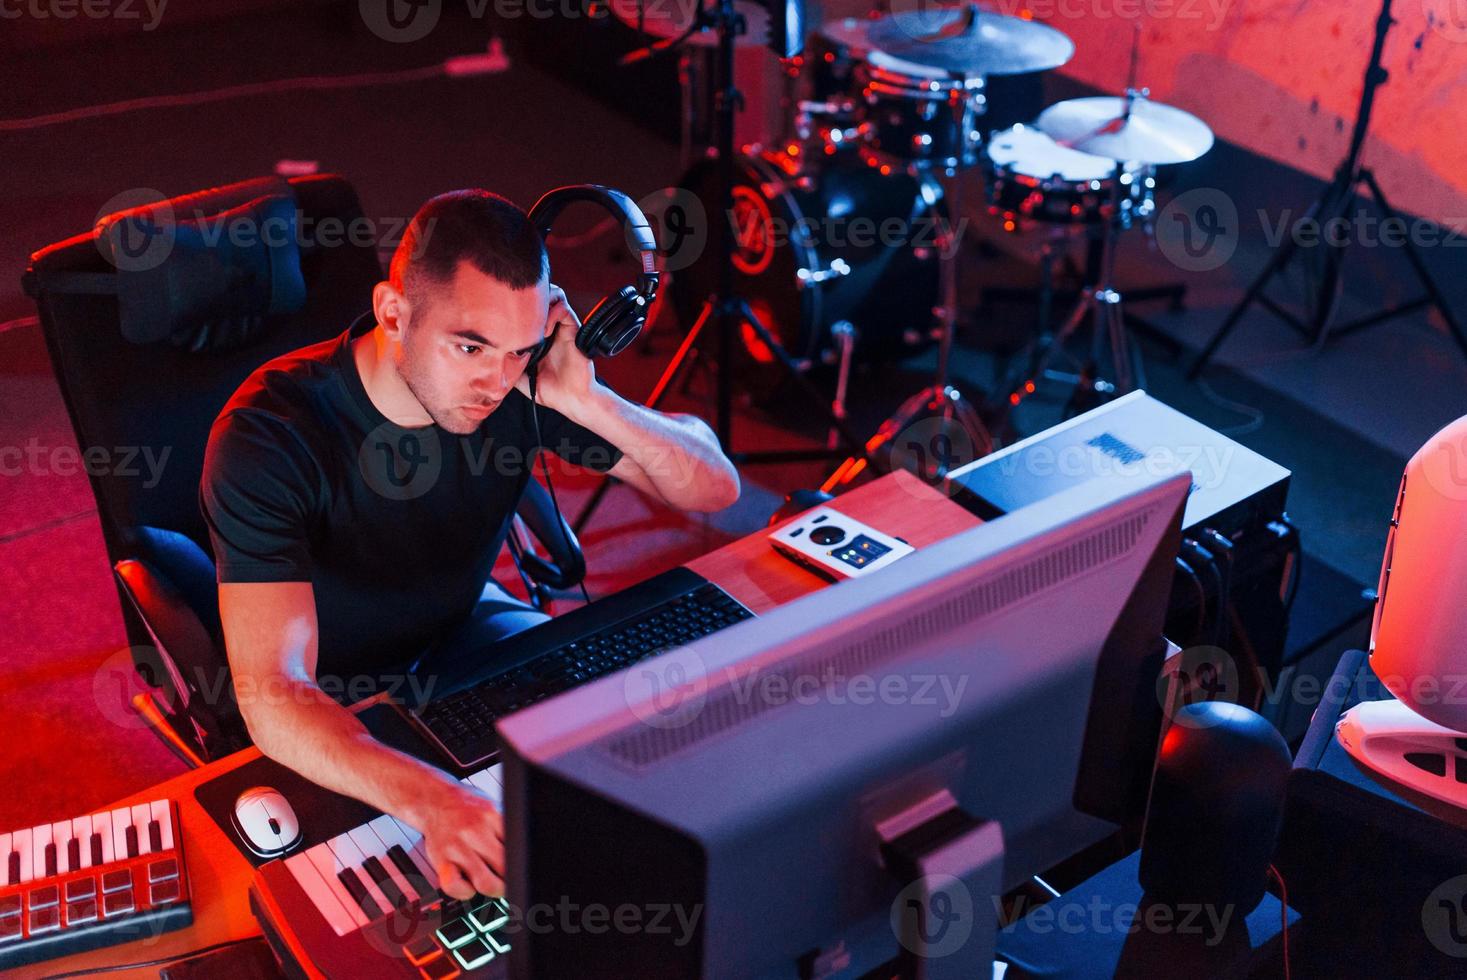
[396,261,550,435]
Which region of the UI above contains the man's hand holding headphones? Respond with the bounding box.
[516,281,740,515]
[516,282,595,414]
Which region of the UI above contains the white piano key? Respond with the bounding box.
[70,818,91,869]
[109,807,131,859]
[149,800,174,851]
[326,834,393,918]
[13,828,31,883]
[303,842,370,931]
[92,811,115,864]
[32,824,52,880]
[130,804,153,855]
[367,815,418,863]
[286,851,357,937]
[466,769,503,811]
[389,812,424,847]
[51,821,74,873]
[412,841,440,889]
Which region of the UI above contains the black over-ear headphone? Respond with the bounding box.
[526,185,660,374]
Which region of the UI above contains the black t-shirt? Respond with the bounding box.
[199,313,622,688]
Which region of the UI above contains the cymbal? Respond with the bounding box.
[865,3,1074,77]
[606,0,769,48]
[817,16,960,79]
[1035,95,1215,165]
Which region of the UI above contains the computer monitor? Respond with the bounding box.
[495,470,1189,979]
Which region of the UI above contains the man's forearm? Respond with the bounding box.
[563,385,739,510]
[243,681,460,831]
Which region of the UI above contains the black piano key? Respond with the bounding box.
[44,842,57,878]
[124,824,139,859]
[67,838,80,872]
[6,850,17,886]
[388,845,436,899]
[148,820,163,853]
[337,867,383,920]
[363,856,408,909]
[90,834,104,867]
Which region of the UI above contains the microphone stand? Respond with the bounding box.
[1188,0,1467,378]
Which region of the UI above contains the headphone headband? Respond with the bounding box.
[525,184,660,366]
[528,184,660,289]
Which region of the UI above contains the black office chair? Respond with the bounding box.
[22,174,585,767]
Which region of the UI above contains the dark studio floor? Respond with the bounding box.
[3,5,1465,834]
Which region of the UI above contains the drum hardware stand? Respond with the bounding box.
[823,175,995,492]
[994,99,1152,430]
[678,48,700,171]
[1188,0,1467,379]
[574,0,877,533]
[826,321,856,449]
[983,225,1187,367]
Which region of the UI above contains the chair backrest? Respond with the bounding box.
[24,175,385,563]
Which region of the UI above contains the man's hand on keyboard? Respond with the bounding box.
[413,780,505,900]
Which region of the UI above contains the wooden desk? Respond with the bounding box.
[18,471,981,979]
[687,468,982,613]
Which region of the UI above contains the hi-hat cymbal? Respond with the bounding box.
[865,3,1074,76]
[1035,95,1215,165]
[606,0,769,48]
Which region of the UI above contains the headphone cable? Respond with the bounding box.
[529,371,593,606]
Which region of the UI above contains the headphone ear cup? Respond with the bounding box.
[578,286,647,358]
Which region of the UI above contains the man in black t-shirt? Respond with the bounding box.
[200,190,739,901]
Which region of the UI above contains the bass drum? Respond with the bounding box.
[670,148,948,398]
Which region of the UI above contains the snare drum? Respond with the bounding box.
[983,124,1155,226]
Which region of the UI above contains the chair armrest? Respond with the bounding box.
[513,480,586,590]
[114,559,245,752]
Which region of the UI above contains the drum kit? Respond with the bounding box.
[612,0,1218,491]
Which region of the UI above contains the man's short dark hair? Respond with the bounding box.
[390,190,548,308]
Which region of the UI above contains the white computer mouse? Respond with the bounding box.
[232,785,303,859]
